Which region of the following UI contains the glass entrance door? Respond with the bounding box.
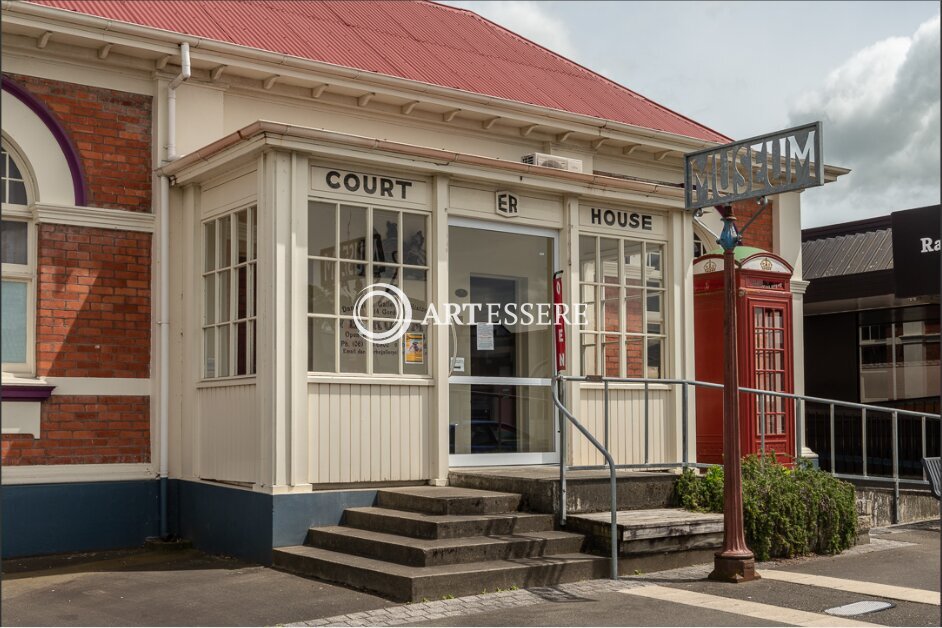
[448,219,558,466]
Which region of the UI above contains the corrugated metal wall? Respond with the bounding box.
[198,384,259,483]
[308,383,430,484]
[573,386,674,467]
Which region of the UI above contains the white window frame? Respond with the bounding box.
[201,205,257,380]
[579,235,668,378]
[1,141,37,377]
[307,199,431,377]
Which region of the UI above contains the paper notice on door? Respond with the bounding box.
[476,323,495,351]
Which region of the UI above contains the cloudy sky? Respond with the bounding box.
[445,1,940,227]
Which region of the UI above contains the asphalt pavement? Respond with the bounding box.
[2,520,939,627]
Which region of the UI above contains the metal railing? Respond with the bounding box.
[740,386,941,522]
[550,374,941,576]
[551,379,619,579]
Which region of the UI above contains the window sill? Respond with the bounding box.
[307,375,434,386]
[196,375,257,389]
[1,375,55,401]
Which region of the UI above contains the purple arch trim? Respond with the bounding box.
[2,76,88,206]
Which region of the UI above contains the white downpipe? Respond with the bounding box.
[159,42,190,539]
[166,42,190,161]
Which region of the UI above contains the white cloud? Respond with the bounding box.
[790,15,940,226]
[446,1,578,59]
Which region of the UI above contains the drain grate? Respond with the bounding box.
[825,600,895,616]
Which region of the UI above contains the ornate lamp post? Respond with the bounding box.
[684,122,825,584]
[707,205,758,583]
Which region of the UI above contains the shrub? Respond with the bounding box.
[676,464,724,512]
[676,455,857,561]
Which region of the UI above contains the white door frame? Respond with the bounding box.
[447,217,560,467]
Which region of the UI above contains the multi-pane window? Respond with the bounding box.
[859,310,941,402]
[2,145,33,375]
[2,219,32,374]
[754,307,787,435]
[203,207,257,378]
[579,235,666,378]
[307,200,429,375]
[1,146,28,206]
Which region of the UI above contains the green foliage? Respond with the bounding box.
[675,455,857,561]
[677,464,724,512]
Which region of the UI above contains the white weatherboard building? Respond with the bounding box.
[0,0,846,562]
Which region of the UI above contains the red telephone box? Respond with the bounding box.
[693,247,795,464]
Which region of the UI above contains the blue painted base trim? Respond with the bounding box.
[1,481,158,558]
[2,478,379,565]
[169,480,273,565]
[170,480,377,564]
[273,489,377,548]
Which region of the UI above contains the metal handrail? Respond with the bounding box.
[552,374,940,529]
[551,375,619,579]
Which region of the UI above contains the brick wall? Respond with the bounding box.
[6,73,152,213]
[1,396,150,465]
[36,224,151,378]
[1,75,154,468]
[733,199,774,250]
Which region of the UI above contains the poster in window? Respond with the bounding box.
[404,332,425,364]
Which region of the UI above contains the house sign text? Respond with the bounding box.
[579,205,665,237]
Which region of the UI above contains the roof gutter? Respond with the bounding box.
[158,121,687,199]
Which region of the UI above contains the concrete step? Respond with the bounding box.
[565,508,723,556]
[343,507,554,540]
[273,545,608,602]
[449,467,678,514]
[376,486,522,516]
[307,526,585,567]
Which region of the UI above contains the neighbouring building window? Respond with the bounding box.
[859,307,940,403]
[307,200,429,375]
[203,207,257,378]
[1,144,34,375]
[579,235,666,378]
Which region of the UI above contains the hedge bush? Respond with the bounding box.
[676,455,857,561]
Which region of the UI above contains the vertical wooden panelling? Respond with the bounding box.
[574,386,674,467]
[309,383,430,484]
[339,385,351,483]
[198,384,258,483]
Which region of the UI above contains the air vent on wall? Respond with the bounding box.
[521,152,583,173]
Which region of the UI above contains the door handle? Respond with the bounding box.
[448,322,458,376]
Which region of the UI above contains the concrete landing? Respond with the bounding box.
[565,508,724,575]
[449,466,679,514]
[566,509,723,553]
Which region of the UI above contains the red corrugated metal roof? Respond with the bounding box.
[26,0,729,143]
